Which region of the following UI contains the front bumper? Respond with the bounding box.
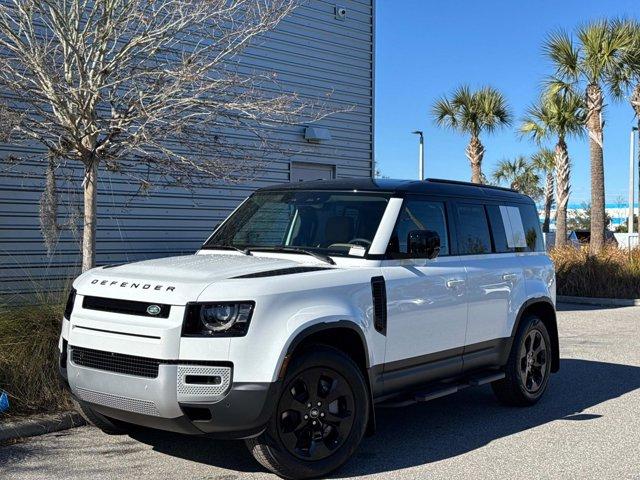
[60,344,280,439]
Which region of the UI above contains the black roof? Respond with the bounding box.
[259,178,533,203]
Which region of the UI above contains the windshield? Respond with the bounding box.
[204,190,390,257]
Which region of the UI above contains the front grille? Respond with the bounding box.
[71,346,160,378]
[82,295,171,318]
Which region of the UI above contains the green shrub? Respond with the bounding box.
[0,290,72,417]
[550,246,640,299]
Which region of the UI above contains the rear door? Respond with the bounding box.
[454,202,527,372]
[381,196,468,394]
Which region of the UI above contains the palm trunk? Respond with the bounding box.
[554,138,570,249]
[82,161,98,272]
[586,83,605,254]
[542,170,553,233]
[466,135,485,184]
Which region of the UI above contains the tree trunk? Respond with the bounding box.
[542,170,553,233]
[585,83,605,254]
[554,138,570,249]
[466,135,485,184]
[82,161,98,272]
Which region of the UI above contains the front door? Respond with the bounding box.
[381,197,468,395]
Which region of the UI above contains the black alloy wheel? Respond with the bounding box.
[492,314,553,406]
[519,328,548,393]
[277,367,355,461]
[245,345,369,479]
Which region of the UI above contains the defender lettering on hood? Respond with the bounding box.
[90,279,176,292]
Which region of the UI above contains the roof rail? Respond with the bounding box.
[425,178,517,193]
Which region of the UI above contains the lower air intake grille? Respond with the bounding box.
[75,387,160,416]
[71,346,160,378]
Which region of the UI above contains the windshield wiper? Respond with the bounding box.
[201,244,251,255]
[247,246,335,265]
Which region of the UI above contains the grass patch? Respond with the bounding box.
[550,246,640,299]
[0,289,72,418]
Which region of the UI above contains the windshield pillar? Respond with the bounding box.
[369,198,404,255]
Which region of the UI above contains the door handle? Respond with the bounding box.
[502,273,518,282]
[446,279,465,289]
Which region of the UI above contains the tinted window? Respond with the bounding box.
[518,204,544,252]
[486,205,514,253]
[388,199,449,257]
[456,204,492,254]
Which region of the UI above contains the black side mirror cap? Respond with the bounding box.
[407,230,440,260]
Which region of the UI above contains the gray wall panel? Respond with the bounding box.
[0,0,374,298]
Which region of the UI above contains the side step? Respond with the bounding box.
[467,372,505,386]
[378,371,505,408]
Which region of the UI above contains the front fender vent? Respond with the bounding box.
[371,276,387,335]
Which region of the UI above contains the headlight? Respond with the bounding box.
[182,302,254,337]
[64,288,77,320]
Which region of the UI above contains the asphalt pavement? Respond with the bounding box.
[1,303,639,479]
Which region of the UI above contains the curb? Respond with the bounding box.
[558,295,640,307]
[0,411,86,443]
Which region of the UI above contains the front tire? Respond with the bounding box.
[492,314,552,406]
[246,345,369,479]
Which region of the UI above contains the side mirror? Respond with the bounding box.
[407,230,440,259]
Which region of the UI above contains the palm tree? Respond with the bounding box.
[545,20,634,253]
[520,88,585,247]
[531,148,556,233]
[492,156,542,200]
[432,85,512,184]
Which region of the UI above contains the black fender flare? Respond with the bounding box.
[507,296,560,373]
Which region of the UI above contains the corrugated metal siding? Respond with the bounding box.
[0,0,374,298]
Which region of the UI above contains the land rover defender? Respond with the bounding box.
[59,178,558,479]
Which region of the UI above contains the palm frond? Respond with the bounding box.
[431,85,511,137]
[544,30,580,81]
[431,97,459,131]
[531,148,556,171]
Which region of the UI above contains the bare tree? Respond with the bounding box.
[0,0,333,271]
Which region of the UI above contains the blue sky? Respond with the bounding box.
[375,0,640,205]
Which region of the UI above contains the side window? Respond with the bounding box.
[388,199,449,257]
[455,204,492,254]
[518,204,544,252]
[486,205,514,253]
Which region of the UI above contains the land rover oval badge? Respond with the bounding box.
[146,305,161,316]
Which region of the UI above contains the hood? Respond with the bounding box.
[74,253,305,304]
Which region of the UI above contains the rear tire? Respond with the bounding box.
[246,345,369,479]
[492,314,552,406]
[72,399,131,435]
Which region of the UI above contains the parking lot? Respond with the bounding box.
[1,303,639,480]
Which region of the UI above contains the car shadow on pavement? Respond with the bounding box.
[128,358,640,477]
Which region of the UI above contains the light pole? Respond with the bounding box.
[629,128,636,234]
[412,130,424,180]
[635,126,639,237]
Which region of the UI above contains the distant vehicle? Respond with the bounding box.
[58,178,559,479]
[544,230,580,250]
[574,230,618,247]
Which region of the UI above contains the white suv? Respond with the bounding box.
[58,178,558,479]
